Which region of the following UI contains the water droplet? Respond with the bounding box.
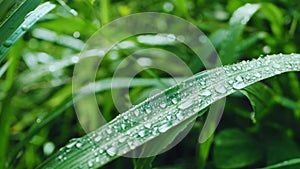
[71,56,79,63]
[76,142,82,148]
[49,65,56,72]
[254,72,261,78]
[144,123,151,129]
[163,2,174,12]
[158,123,170,133]
[176,111,184,120]
[171,98,178,104]
[235,75,243,82]
[36,118,42,123]
[3,40,13,48]
[106,128,112,134]
[193,107,201,112]
[274,70,281,74]
[66,140,76,148]
[94,136,102,142]
[95,157,100,163]
[58,155,63,161]
[159,102,167,108]
[118,137,126,143]
[134,110,139,116]
[215,85,227,94]
[88,160,94,167]
[107,147,117,156]
[138,130,146,137]
[21,24,28,31]
[200,90,211,96]
[73,31,80,38]
[128,141,137,150]
[121,123,126,130]
[178,100,193,110]
[200,81,206,86]
[145,107,152,114]
[272,63,281,69]
[233,81,246,90]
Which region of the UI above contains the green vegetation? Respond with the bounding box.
[0,0,300,169]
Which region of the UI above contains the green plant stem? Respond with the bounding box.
[0,87,17,169]
[0,41,22,169]
[100,0,110,25]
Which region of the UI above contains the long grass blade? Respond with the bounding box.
[219,3,260,64]
[9,78,178,167]
[0,2,56,62]
[258,158,300,169]
[0,0,42,45]
[38,53,300,168]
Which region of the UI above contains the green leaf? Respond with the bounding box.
[263,131,300,169]
[198,134,214,169]
[9,78,178,167]
[213,128,263,169]
[0,0,42,46]
[38,53,300,168]
[220,3,260,64]
[0,2,56,62]
[134,156,156,169]
[259,158,300,169]
[240,82,275,122]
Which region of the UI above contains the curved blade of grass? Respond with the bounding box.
[38,53,300,169]
[9,78,178,168]
[258,158,300,169]
[0,0,42,45]
[219,3,260,64]
[0,2,56,62]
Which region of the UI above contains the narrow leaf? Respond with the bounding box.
[0,2,56,62]
[0,0,42,45]
[259,158,300,169]
[219,3,260,64]
[38,53,300,168]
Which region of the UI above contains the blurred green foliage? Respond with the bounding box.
[0,0,300,169]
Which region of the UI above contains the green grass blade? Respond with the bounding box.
[0,0,42,45]
[37,53,300,169]
[0,2,56,62]
[0,60,10,77]
[258,158,300,169]
[9,78,178,167]
[219,3,260,64]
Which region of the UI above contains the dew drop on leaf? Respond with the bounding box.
[21,24,28,31]
[144,123,151,129]
[171,98,178,104]
[107,147,117,156]
[159,102,167,108]
[3,40,13,48]
[158,123,170,133]
[232,81,247,90]
[87,160,94,168]
[138,130,146,137]
[76,142,82,148]
[178,100,193,110]
[215,85,227,94]
[199,90,212,96]
[94,136,102,142]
